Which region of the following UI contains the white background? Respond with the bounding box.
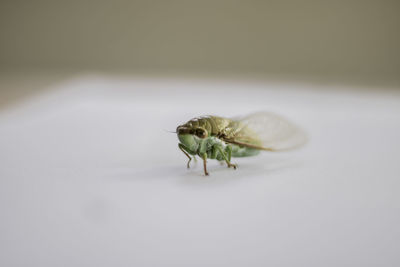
[1,74,399,266]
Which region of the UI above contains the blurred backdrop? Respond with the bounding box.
[1,0,399,84]
[2,2,400,267]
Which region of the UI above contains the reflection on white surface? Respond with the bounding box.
[0,75,400,266]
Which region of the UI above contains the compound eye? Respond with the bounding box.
[177,126,187,135]
[195,128,207,138]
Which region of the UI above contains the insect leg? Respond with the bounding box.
[226,145,232,162]
[216,145,237,169]
[178,143,192,169]
[201,153,209,176]
[210,144,218,159]
[227,146,237,169]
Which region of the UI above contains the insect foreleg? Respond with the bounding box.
[178,143,193,169]
[201,153,209,176]
[215,145,237,169]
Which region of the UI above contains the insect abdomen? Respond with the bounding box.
[230,144,260,157]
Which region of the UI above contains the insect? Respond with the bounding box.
[176,112,306,175]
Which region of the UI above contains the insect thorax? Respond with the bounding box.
[180,116,234,137]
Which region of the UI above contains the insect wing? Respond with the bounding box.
[231,112,307,151]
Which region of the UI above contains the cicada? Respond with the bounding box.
[176,112,306,175]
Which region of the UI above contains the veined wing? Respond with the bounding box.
[223,112,307,151]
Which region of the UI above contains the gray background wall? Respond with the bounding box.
[1,0,399,83]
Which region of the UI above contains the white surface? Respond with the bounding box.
[1,75,400,266]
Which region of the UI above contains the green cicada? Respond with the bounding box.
[177,112,306,175]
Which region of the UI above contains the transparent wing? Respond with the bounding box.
[231,112,307,151]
